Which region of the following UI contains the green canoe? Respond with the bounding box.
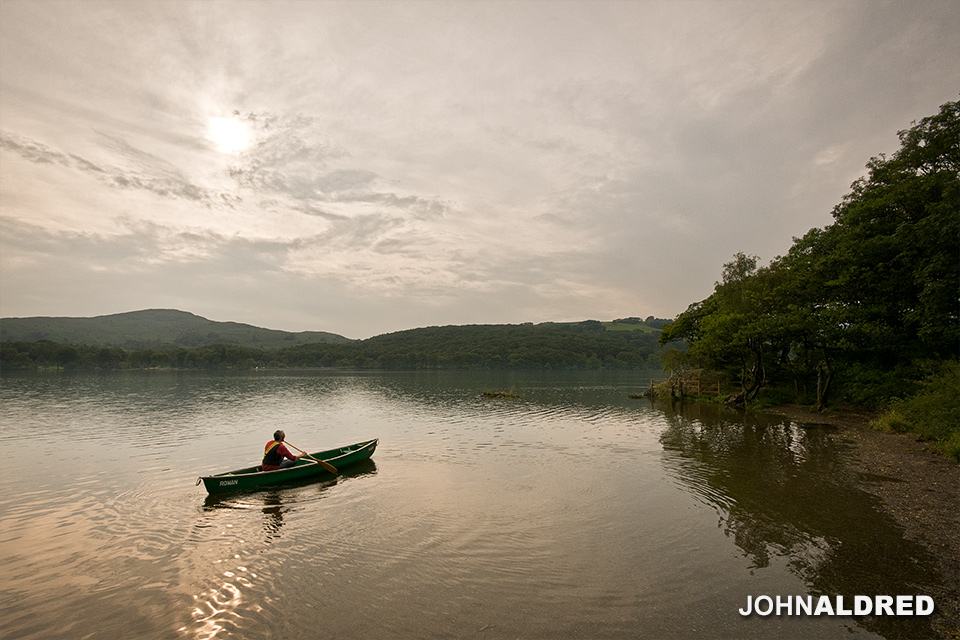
[198,438,378,494]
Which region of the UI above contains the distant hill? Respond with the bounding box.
[279,319,669,369]
[0,309,352,350]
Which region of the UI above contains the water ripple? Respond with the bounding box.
[2,371,938,640]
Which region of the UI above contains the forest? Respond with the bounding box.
[658,99,958,458]
[0,319,666,371]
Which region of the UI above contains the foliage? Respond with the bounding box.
[659,348,691,375]
[0,309,350,350]
[277,322,665,370]
[660,99,959,412]
[0,319,670,372]
[872,361,960,462]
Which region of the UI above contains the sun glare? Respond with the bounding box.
[209,117,251,153]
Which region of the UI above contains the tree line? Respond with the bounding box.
[1,320,666,372]
[658,100,958,458]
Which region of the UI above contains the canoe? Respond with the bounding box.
[198,438,378,494]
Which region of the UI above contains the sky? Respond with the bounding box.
[1,1,957,339]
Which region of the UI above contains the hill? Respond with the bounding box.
[1,314,670,370]
[278,319,667,369]
[0,309,351,350]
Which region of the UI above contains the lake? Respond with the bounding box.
[0,370,944,639]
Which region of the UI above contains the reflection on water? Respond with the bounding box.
[0,371,948,640]
[201,459,378,542]
[657,401,943,640]
[184,460,380,639]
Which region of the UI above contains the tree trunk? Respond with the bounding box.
[816,356,832,411]
[742,342,765,403]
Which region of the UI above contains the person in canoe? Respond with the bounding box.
[262,430,302,471]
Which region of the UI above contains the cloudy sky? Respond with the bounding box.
[1,0,957,338]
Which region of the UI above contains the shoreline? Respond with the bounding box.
[764,404,960,639]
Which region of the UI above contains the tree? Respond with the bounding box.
[661,99,959,409]
[55,344,80,370]
[96,347,125,369]
[660,253,776,404]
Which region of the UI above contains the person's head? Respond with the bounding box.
[274,430,285,442]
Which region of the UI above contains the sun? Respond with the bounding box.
[209,116,251,153]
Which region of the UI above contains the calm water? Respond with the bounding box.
[0,370,945,639]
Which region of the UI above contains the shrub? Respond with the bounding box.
[873,361,960,462]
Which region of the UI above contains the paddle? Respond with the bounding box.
[286,442,338,475]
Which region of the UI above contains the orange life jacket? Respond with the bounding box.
[263,440,284,466]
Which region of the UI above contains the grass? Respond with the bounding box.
[601,322,660,333]
[872,361,960,463]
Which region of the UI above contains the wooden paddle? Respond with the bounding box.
[286,443,338,475]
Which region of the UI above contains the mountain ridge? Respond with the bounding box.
[0,309,352,350]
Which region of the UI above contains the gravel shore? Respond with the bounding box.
[766,405,960,639]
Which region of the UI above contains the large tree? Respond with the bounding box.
[661,99,959,408]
